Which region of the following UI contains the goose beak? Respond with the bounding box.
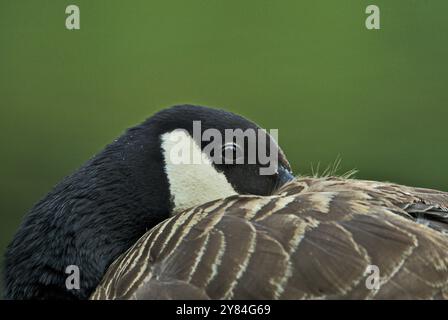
[277,165,294,188]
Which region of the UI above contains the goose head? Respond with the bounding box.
[4,105,293,300]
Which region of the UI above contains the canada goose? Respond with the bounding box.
[3,105,293,300]
[91,177,448,300]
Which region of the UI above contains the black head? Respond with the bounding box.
[146,105,293,213]
[3,105,293,300]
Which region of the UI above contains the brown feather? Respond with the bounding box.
[91,177,448,300]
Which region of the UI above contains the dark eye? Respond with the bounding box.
[222,142,244,164]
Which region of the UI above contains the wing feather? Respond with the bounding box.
[91,177,448,300]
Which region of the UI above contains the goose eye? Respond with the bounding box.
[222,142,244,164]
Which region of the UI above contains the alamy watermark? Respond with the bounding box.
[65,265,80,290]
[365,264,380,290]
[64,5,380,31]
[65,5,80,30]
[365,5,380,30]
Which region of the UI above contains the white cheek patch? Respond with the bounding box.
[161,130,237,215]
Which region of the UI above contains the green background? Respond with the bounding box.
[1,1,447,298]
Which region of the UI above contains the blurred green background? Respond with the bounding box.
[1,1,447,298]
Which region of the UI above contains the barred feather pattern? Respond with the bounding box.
[91,177,448,300]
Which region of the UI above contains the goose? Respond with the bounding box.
[91,177,448,300]
[5,105,448,300]
[3,105,293,300]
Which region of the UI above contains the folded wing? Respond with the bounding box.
[91,177,448,300]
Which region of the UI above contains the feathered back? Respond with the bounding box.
[91,177,448,300]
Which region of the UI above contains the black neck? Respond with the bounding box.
[3,125,171,299]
